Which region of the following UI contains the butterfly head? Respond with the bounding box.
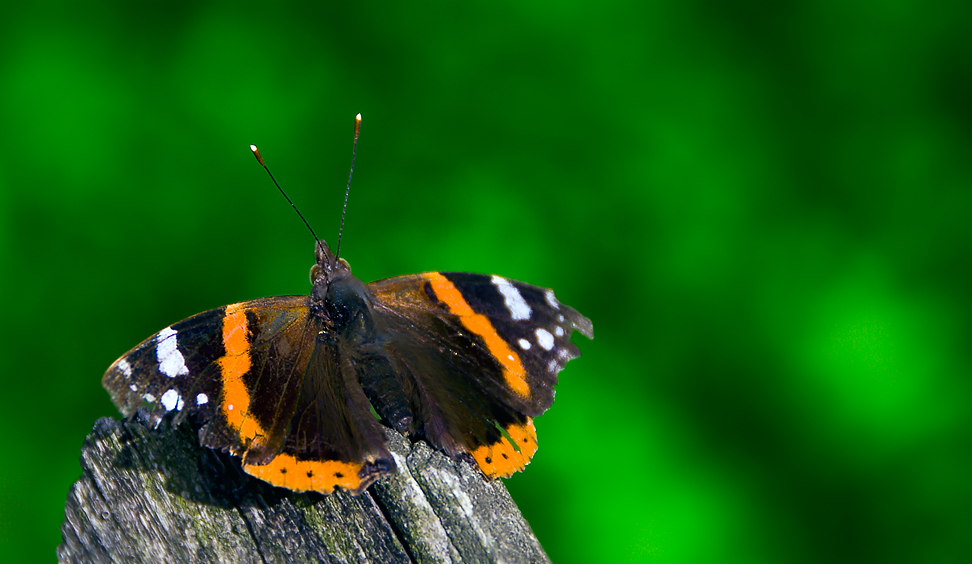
[310,240,351,286]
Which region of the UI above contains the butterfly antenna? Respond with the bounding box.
[250,144,322,250]
[335,113,361,261]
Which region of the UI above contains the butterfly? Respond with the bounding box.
[102,115,592,494]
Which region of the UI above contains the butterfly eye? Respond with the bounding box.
[309,264,323,284]
[337,258,352,273]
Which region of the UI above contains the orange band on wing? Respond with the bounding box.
[424,272,530,398]
[218,303,266,444]
[243,454,363,494]
[470,418,538,478]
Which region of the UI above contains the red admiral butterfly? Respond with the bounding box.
[102,115,593,494]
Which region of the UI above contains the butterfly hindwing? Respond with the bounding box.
[245,329,394,494]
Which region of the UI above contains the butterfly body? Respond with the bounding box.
[104,236,592,494]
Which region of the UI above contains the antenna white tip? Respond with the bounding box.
[355,113,362,121]
[250,144,266,166]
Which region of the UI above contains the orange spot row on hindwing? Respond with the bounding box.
[470,418,539,477]
[243,454,363,493]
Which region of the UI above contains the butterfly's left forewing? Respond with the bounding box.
[103,296,312,461]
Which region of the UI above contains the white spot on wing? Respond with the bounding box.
[535,328,554,351]
[156,327,189,378]
[545,289,560,310]
[161,389,180,411]
[196,393,209,405]
[144,393,156,403]
[547,359,559,372]
[117,359,132,378]
[129,384,138,392]
[554,325,564,337]
[227,404,234,411]
[518,338,531,350]
[508,354,515,361]
[558,314,565,322]
[491,276,532,320]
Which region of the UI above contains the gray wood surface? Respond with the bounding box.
[58,411,549,563]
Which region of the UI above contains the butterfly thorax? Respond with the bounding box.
[312,272,377,342]
[307,245,415,435]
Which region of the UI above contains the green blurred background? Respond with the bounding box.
[1,1,970,562]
